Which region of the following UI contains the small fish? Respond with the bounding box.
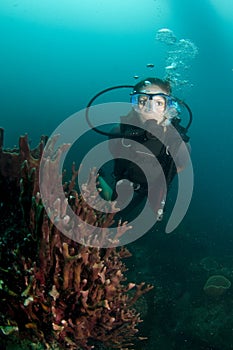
[146,63,154,68]
[25,323,37,329]
[133,75,139,79]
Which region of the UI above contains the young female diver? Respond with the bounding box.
[86,77,192,223]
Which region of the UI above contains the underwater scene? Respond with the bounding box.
[0,0,233,349]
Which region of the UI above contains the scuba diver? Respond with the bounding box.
[86,77,192,224]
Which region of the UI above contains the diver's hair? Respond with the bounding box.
[133,77,171,94]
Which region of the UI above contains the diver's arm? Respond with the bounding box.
[175,141,191,172]
[97,124,125,201]
[108,124,121,156]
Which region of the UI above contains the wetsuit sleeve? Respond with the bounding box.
[97,124,127,201]
[108,124,128,181]
[174,141,191,172]
[108,124,121,155]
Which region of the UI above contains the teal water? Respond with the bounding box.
[1,0,233,349]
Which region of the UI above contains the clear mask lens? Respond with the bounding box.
[131,93,180,116]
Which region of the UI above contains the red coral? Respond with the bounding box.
[0,129,153,349]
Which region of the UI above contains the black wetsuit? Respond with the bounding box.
[103,113,190,221]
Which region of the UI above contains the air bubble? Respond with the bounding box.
[156,28,198,89]
[156,28,177,45]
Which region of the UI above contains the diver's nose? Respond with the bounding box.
[145,99,154,112]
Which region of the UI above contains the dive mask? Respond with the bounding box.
[85,84,192,136]
[130,92,181,127]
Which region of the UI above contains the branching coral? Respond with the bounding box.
[0,128,153,349]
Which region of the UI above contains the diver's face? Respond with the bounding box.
[135,85,168,125]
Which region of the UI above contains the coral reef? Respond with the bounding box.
[203,275,231,297]
[0,128,153,349]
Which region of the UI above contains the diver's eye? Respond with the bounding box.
[153,98,166,109]
[138,96,148,106]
